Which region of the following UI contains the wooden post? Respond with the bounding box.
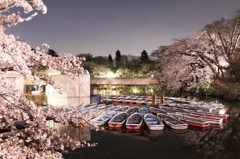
[152,94,156,106]
[115,85,118,105]
[130,85,132,106]
[102,86,105,103]
[160,93,165,104]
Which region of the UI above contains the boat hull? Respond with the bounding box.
[163,121,188,130]
[182,120,210,128]
[125,113,143,130]
[126,125,142,130]
[146,124,164,131]
[108,123,124,128]
[190,112,228,122]
[167,113,210,128]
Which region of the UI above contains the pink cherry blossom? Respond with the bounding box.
[0,1,95,158]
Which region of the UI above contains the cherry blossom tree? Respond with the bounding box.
[0,1,95,158]
[150,43,213,93]
[151,12,240,98]
[175,12,240,84]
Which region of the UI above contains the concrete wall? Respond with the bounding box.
[46,74,90,107]
[67,75,90,106]
[0,72,90,107]
[46,75,68,106]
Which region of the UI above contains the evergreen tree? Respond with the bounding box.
[115,50,122,68]
[108,54,113,66]
[140,50,149,63]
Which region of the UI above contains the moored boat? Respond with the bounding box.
[125,106,139,116]
[88,109,107,119]
[125,113,143,130]
[108,112,128,128]
[149,107,167,114]
[106,105,121,111]
[159,105,228,122]
[79,104,97,114]
[167,112,210,128]
[115,105,129,113]
[136,100,146,105]
[186,111,228,122]
[173,112,223,125]
[144,113,164,131]
[157,113,188,130]
[139,107,152,116]
[90,111,116,126]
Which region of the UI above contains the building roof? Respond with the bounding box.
[90,77,159,85]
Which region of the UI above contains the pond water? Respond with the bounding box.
[57,100,240,159]
[62,127,205,159]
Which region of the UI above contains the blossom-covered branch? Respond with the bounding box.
[0,0,95,158]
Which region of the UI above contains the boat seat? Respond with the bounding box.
[128,118,136,122]
[146,117,155,121]
[148,121,159,125]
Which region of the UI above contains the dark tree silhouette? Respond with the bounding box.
[92,56,108,65]
[47,49,58,57]
[140,50,149,63]
[115,50,122,69]
[108,54,113,67]
[76,53,93,62]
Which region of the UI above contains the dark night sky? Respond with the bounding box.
[5,0,240,57]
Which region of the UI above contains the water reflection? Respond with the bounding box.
[63,126,204,159]
[106,128,164,143]
[58,117,239,159]
[142,129,163,142]
[187,125,212,131]
[46,120,91,142]
[166,128,189,135]
[46,119,167,143]
[64,114,238,159]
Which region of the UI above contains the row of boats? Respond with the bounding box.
[103,95,227,113]
[79,98,229,131]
